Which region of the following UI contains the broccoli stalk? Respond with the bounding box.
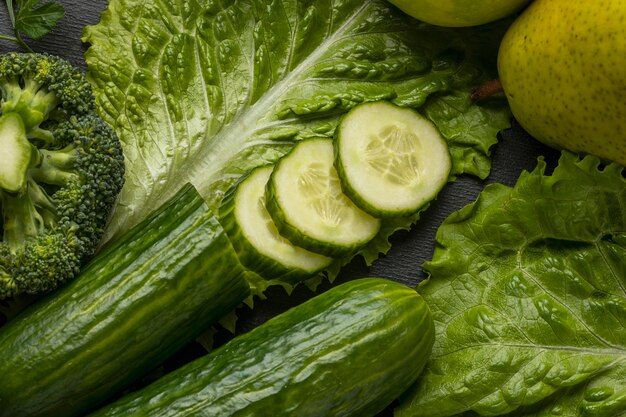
[0,52,125,299]
[1,185,51,252]
[32,145,80,186]
[0,111,37,193]
[1,77,59,131]
[2,143,80,251]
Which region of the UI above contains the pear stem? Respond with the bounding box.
[470,79,504,102]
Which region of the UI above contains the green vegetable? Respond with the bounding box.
[88,278,435,417]
[0,184,251,417]
[334,101,451,217]
[396,152,626,417]
[220,164,332,285]
[83,0,511,248]
[266,137,381,257]
[0,52,125,298]
[1,0,65,51]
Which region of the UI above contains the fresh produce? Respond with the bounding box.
[0,52,125,298]
[498,0,626,166]
[0,185,251,417]
[266,137,381,258]
[0,1,511,410]
[0,95,445,415]
[0,0,64,51]
[88,278,435,417]
[220,164,333,285]
[396,152,626,416]
[83,0,512,247]
[221,99,452,285]
[385,0,530,27]
[334,101,451,217]
[0,2,529,416]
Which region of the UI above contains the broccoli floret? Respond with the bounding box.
[0,52,125,299]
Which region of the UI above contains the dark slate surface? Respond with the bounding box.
[0,2,561,415]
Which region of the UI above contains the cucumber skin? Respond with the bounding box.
[0,185,251,417]
[219,166,329,285]
[88,278,435,417]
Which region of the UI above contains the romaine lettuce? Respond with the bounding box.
[398,153,626,417]
[83,0,510,244]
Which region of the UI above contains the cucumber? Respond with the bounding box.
[335,101,451,217]
[266,138,381,257]
[219,165,332,284]
[0,184,251,417]
[88,278,435,417]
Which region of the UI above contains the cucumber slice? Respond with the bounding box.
[220,165,332,283]
[335,101,451,217]
[266,138,381,257]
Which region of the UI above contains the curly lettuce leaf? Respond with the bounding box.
[83,0,510,244]
[397,153,626,417]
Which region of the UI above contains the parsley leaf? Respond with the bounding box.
[2,0,65,51]
[14,0,64,40]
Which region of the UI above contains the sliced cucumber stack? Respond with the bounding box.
[334,101,451,217]
[266,138,381,258]
[220,165,332,284]
[218,101,451,285]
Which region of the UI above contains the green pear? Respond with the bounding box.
[386,0,530,27]
[498,0,626,166]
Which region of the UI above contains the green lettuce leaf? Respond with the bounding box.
[397,153,626,417]
[83,0,510,245]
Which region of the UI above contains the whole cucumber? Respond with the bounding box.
[0,184,251,417]
[89,277,435,417]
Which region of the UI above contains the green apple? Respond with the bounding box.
[386,0,531,27]
[498,0,626,166]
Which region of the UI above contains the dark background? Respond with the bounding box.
[0,1,560,416]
